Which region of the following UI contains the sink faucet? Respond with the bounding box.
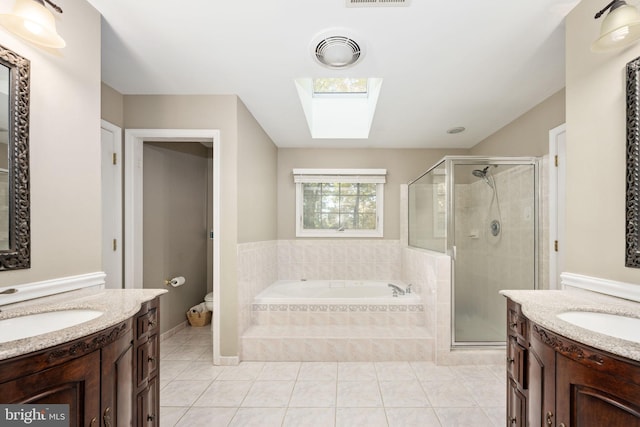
[388,283,405,297]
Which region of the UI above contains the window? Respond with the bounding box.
[294,169,386,237]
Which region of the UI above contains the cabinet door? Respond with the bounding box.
[101,327,134,427]
[0,350,101,426]
[529,327,556,427]
[556,354,640,427]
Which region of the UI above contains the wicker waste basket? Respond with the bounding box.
[187,310,211,327]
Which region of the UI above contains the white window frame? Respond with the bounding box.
[293,168,386,238]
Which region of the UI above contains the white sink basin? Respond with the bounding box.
[557,311,640,344]
[0,309,103,344]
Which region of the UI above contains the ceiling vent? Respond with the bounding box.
[314,36,361,69]
[346,0,410,7]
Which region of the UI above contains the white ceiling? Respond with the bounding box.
[88,0,579,149]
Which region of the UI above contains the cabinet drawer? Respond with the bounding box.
[508,337,528,389]
[136,337,158,387]
[508,308,527,339]
[136,308,158,340]
[136,377,158,427]
[507,378,527,427]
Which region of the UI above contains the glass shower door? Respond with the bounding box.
[452,161,537,345]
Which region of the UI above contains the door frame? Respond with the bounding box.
[124,128,222,365]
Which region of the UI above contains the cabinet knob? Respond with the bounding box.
[510,416,517,424]
[546,411,554,426]
[148,356,155,363]
[148,319,156,328]
[147,414,155,422]
[559,424,566,427]
[506,356,515,364]
[510,322,518,328]
[90,417,97,427]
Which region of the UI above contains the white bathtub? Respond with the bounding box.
[254,279,420,306]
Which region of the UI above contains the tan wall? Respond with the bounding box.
[277,148,468,240]
[123,94,240,356]
[101,83,124,128]
[143,143,209,332]
[565,0,640,288]
[237,99,278,244]
[470,89,566,157]
[123,95,278,356]
[0,1,102,287]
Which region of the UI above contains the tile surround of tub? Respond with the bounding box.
[276,240,402,283]
[238,239,505,364]
[237,241,279,356]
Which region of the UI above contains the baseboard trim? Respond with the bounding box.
[218,356,240,366]
[561,272,640,303]
[160,321,189,342]
[0,272,106,306]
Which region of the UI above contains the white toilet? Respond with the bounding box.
[204,292,214,311]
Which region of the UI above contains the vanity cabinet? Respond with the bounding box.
[0,296,161,427]
[506,298,640,427]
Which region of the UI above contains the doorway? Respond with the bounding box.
[124,129,222,365]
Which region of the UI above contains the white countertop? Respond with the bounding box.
[0,288,167,361]
[500,289,640,362]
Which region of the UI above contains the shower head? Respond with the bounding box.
[472,166,494,189]
[472,167,489,179]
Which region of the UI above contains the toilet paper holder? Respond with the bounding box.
[164,276,186,287]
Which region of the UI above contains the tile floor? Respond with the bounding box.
[160,326,506,427]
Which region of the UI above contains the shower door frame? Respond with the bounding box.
[446,156,540,348]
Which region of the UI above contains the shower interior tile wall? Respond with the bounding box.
[454,165,536,338]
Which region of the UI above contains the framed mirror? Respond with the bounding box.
[0,44,30,271]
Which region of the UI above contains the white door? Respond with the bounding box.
[101,120,123,289]
[549,124,566,289]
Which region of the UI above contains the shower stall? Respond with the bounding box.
[408,156,538,347]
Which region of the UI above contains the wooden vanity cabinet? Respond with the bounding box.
[506,298,640,427]
[0,296,161,427]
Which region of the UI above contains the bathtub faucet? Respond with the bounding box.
[388,283,405,297]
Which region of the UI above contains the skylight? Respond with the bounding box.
[313,78,368,94]
[295,77,383,139]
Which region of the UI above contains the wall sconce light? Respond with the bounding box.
[592,0,640,52]
[0,0,65,48]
